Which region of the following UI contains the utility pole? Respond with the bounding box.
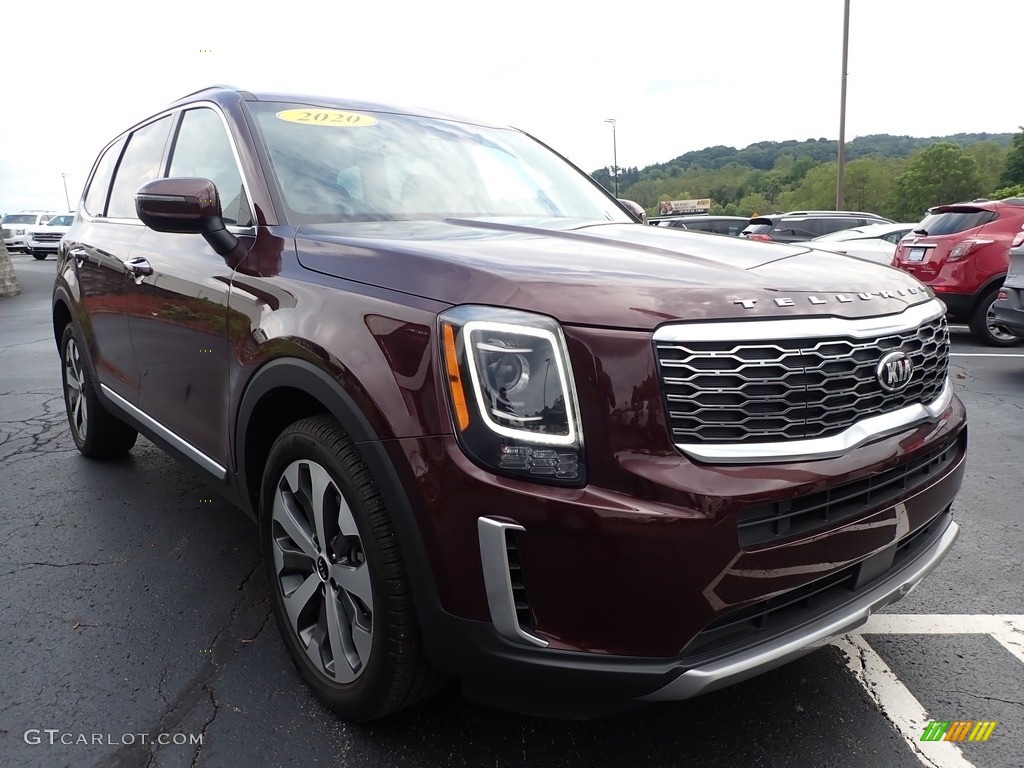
[836,0,850,210]
[604,119,618,196]
[61,173,72,211]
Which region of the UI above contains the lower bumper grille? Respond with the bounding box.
[737,432,964,547]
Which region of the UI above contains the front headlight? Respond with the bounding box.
[439,305,585,486]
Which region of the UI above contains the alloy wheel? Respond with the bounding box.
[64,337,88,439]
[986,300,1017,343]
[270,459,373,683]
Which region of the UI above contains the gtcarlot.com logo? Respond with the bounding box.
[24,729,203,747]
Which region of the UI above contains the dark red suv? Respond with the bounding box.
[892,199,1024,346]
[52,87,966,720]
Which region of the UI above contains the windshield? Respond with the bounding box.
[251,102,628,225]
[918,208,996,236]
[2,214,39,225]
[47,215,74,226]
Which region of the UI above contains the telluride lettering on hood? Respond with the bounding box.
[52,86,966,720]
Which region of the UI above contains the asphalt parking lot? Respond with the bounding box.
[1,252,1021,768]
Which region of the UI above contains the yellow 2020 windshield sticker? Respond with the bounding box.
[276,109,378,127]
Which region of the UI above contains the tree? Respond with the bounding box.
[1000,127,1024,187]
[990,184,1024,200]
[888,143,984,221]
[966,141,1008,194]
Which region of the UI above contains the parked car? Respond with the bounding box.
[741,211,893,243]
[791,222,920,265]
[650,215,750,236]
[617,198,646,223]
[53,86,965,721]
[25,213,74,260]
[992,230,1024,336]
[1,210,57,252]
[891,198,1024,346]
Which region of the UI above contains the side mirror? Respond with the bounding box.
[135,177,239,256]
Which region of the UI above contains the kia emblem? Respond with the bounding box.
[877,351,914,393]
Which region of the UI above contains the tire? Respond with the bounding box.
[968,287,1020,347]
[32,251,47,260]
[59,325,138,457]
[260,415,443,720]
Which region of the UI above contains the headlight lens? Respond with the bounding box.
[440,306,585,486]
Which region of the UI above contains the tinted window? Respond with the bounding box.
[83,138,126,217]
[742,223,773,235]
[168,108,252,227]
[107,116,173,219]
[918,209,997,236]
[713,221,745,236]
[817,217,859,235]
[48,215,74,226]
[2,214,37,225]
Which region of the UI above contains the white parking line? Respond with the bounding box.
[834,635,974,768]
[831,615,1024,767]
[853,613,1024,668]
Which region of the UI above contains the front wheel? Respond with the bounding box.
[260,415,443,720]
[60,325,138,457]
[31,251,47,260]
[969,288,1020,347]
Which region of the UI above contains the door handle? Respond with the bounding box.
[70,249,89,267]
[126,257,153,277]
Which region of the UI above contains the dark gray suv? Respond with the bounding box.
[742,211,894,243]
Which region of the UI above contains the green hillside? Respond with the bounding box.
[592,132,1023,221]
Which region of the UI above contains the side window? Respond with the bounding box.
[107,116,173,219]
[818,218,856,235]
[83,137,126,217]
[168,108,253,227]
[883,231,904,244]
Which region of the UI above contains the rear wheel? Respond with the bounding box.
[260,415,443,720]
[969,287,1020,347]
[60,325,138,457]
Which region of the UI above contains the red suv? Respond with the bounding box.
[52,86,966,720]
[892,199,1024,346]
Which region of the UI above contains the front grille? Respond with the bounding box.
[33,232,63,242]
[655,314,949,444]
[1,228,10,239]
[737,432,964,546]
[679,507,952,664]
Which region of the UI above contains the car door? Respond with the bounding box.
[126,106,256,475]
[65,118,173,405]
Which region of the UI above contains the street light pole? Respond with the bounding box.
[836,0,850,210]
[604,119,618,197]
[60,173,71,212]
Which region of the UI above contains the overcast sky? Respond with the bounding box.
[2,0,1021,214]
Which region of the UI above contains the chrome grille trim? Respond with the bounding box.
[653,300,951,463]
[653,300,944,342]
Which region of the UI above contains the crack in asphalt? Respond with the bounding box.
[934,688,1024,707]
[0,336,52,354]
[0,560,124,578]
[0,392,74,465]
[188,684,219,768]
[95,560,271,768]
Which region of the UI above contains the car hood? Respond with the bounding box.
[293,219,933,330]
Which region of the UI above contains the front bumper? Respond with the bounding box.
[401,414,965,710]
[993,287,1024,334]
